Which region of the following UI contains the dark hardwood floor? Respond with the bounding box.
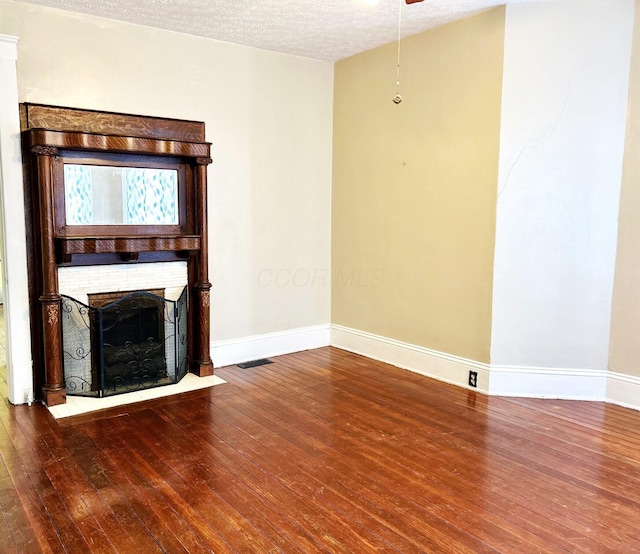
[2,346,640,552]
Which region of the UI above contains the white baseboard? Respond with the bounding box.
[7,359,35,405]
[212,324,330,368]
[212,323,640,412]
[330,324,490,393]
[489,365,607,400]
[606,371,640,411]
[330,324,640,411]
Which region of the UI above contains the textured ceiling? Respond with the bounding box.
[15,0,540,61]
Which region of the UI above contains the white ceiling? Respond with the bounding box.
[16,0,540,61]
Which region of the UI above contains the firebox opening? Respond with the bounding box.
[61,287,189,398]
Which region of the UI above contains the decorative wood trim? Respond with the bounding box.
[191,159,213,376]
[26,129,210,158]
[34,146,65,403]
[21,103,205,142]
[192,285,213,377]
[120,252,139,262]
[31,145,58,157]
[40,296,65,406]
[56,236,200,256]
[41,385,66,407]
[45,304,59,325]
[52,154,190,238]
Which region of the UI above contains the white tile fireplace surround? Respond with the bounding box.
[58,261,188,303]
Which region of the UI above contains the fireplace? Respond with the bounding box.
[21,103,214,406]
[61,288,189,397]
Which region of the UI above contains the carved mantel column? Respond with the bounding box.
[32,145,66,406]
[192,156,213,376]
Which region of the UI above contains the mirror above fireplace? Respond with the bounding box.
[64,163,179,226]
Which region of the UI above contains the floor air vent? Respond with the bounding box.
[236,359,273,369]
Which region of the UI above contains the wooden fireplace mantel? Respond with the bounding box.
[21,103,214,406]
[55,235,201,263]
[25,129,211,158]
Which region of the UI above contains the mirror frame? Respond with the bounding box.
[54,151,191,237]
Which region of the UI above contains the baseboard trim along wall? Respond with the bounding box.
[489,365,607,401]
[330,324,640,412]
[211,323,640,412]
[212,324,331,368]
[606,371,640,411]
[330,324,491,394]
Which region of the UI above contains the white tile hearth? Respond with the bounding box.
[48,373,226,419]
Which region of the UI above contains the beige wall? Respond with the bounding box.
[609,0,640,378]
[332,8,504,363]
[0,0,333,344]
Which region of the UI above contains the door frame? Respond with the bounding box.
[0,34,34,405]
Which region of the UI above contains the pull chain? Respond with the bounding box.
[393,0,403,104]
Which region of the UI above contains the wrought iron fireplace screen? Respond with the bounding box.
[61,288,188,397]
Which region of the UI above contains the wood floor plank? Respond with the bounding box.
[161,398,439,553]
[220,352,640,551]
[205,399,506,552]
[94,412,275,553]
[133,405,395,553]
[2,347,640,551]
[302,352,640,547]
[0,415,68,553]
[84,418,233,553]
[214,367,602,553]
[303,352,640,504]
[182,374,502,548]
[80,429,214,554]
